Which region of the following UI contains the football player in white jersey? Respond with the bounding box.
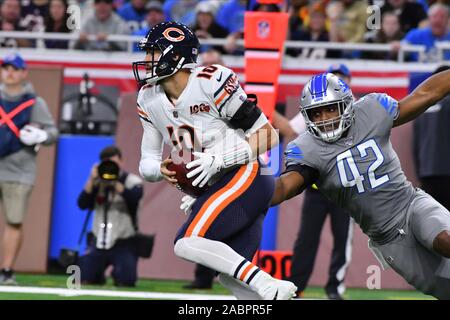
[132,22,297,300]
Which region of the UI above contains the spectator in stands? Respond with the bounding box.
[75,0,130,52]
[381,0,428,35]
[289,4,340,59]
[163,0,200,27]
[215,0,246,34]
[0,0,31,48]
[132,1,165,52]
[44,0,71,49]
[221,0,278,55]
[288,0,309,37]
[0,53,58,285]
[363,11,403,60]
[414,65,450,212]
[199,47,224,66]
[328,0,368,43]
[117,0,148,33]
[20,0,49,32]
[401,3,450,62]
[76,0,95,26]
[192,1,228,53]
[78,146,144,287]
[252,2,280,12]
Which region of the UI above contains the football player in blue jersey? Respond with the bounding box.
[271,70,450,299]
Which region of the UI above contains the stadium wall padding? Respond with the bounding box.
[0,66,63,273]
[49,135,115,259]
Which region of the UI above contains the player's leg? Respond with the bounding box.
[174,162,296,299]
[208,210,297,300]
[217,213,265,300]
[326,202,353,299]
[410,189,450,259]
[218,273,260,300]
[372,190,450,299]
[184,263,216,289]
[289,188,328,296]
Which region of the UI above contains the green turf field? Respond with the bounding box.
[0,273,435,300]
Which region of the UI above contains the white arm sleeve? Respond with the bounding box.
[139,118,164,182]
[289,112,306,135]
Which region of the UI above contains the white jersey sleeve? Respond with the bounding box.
[198,64,268,133]
[202,64,248,120]
[289,112,306,135]
[137,93,164,182]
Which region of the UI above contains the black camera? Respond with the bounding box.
[97,160,120,181]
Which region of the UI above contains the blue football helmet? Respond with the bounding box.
[300,73,354,142]
[132,21,200,85]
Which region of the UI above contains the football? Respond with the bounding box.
[167,152,208,197]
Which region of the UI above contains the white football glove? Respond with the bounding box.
[19,125,48,146]
[180,195,196,215]
[186,152,224,188]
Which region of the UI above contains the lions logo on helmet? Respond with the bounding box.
[300,73,354,142]
[132,21,200,85]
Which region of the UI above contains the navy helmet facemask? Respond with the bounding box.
[132,21,200,85]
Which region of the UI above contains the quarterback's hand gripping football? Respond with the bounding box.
[186,152,224,188]
[160,158,178,186]
[180,195,196,215]
[19,124,48,146]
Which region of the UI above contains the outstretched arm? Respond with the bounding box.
[394,69,450,127]
[271,171,306,206]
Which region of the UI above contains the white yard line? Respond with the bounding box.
[0,285,236,300]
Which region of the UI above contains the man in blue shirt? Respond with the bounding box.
[163,0,199,27]
[215,0,247,34]
[402,3,450,61]
[117,0,148,33]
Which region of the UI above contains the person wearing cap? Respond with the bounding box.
[131,1,166,52]
[75,0,130,51]
[192,1,228,54]
[0,53,58,284]
[77,145,144,287]
[163,0,198,27]
[278,65,353,299]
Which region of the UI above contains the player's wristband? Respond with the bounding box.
[139,158,163,182]
[222,140,254,168]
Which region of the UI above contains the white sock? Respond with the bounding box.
[174,237,272,291]
[218,273,261,300]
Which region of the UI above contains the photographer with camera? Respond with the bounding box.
[77,145,144,287]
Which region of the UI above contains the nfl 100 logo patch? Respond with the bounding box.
[257,20,270,39]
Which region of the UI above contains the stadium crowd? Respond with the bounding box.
[0,0,449,61]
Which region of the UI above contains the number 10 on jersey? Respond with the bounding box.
[336,139,389,193]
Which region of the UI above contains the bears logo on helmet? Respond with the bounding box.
[162,27,186,42]
[132,21,200,86]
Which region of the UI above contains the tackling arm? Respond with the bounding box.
[271,171,306,206]
[394,69,450,127]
